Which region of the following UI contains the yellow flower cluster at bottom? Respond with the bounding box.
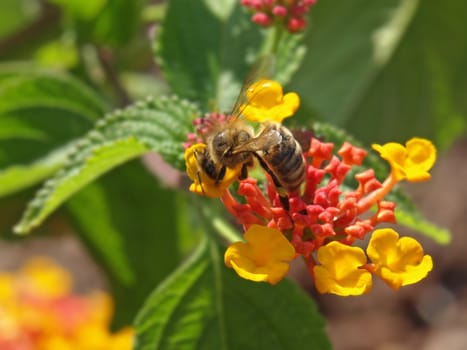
[0,257,133,350]
[314,228,433,296]
[224,227,432,296]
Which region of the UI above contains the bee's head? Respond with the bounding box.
[210,128,252,166]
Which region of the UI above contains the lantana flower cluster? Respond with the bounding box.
[184,80,436,296]
[0,257,133,349]
[241,0,318,32]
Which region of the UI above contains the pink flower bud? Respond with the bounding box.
[292,5,308,16]
[287,17,307,32]
[272,5,288,17]
[252,12,272,26]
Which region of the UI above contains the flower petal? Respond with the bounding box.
[314,242,372,296]
[224,224,295,285]
[372,138,436,183]
[367,228,433,290]
[404,138,437,182]
[241,80,299,123]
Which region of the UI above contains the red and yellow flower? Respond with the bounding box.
[0,257,133,349]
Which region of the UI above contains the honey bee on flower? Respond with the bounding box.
[184,59,437,296]
[184,63,305,201]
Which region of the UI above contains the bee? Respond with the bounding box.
[231,122,306,195]
[190,60,305,202]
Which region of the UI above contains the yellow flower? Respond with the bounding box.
[224,224,295,285]
[367,228,433,290]
[184,143,242,197]
[241,79,300,123]
[19,257,72,298]
[372,137,436,182]
[314,242,372,296]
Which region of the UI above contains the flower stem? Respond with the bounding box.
[270,22,284,55]
[262,22,284,57]
[357,174,399,213]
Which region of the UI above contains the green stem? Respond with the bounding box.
[270,22,284,55]
[200,202,242,243]
[260,21,284,57]
[212,216,243,243]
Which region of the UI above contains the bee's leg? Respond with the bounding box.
[239,163,249,180]
[192,148,206,195]
[254,154,290,211]
[215,166,226,185]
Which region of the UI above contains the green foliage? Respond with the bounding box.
[52,0,144,47]
[14,96,199,234]
[0,64,106,197]
[293,0,467,148]
[66,161,181,326]
[0,0,39,39]
[135,238,331,350]
[157,0,306,112]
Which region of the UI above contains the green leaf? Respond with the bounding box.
[293,0,467,148]
[72,0,144,46]
[0,0,40,39]
[0,65,106,197]
[346,0,467,148]
[14,95,199,234]
[49,0,107,20]
[0,143,73,198]
[135,238,331,350]
[156,0,306,112]
[312,121,451,244]
[66,161,181,327]
[0,64,105,119]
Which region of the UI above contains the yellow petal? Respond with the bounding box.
[314,242,372,296]
[404,138,437,182]
[372,142,407,181]
[224,224,295,285]
[184,143,241,197]
[241,80,300,123]
[367,228,433,290]
[19,257,72,298]
[372,138,436,183]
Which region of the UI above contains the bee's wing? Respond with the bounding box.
[231,125,281,154]
[229,55,276,122]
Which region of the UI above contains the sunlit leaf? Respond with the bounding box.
[15,95,199,234]
[0,65,106,197]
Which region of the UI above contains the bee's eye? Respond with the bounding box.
[213,133,228,151]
